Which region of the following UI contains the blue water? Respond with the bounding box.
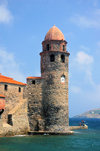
[0,118,100,151]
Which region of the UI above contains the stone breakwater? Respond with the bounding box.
[69,124,88,130]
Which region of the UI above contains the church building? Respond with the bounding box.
[0,25,71,136]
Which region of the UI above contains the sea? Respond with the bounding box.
[0,118,100,151]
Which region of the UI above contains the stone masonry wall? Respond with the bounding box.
[42,40,67,52]
[9,99,29,135]
[0,83,25,123]
[26,78,44,131]
[52,41,66,52]
[40,51,70,132]
[0,115,3,137]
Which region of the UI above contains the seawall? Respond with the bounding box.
[69,124,88,130]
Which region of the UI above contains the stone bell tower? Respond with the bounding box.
[40,25,70,132]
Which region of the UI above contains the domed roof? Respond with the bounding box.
[45,25,65,41]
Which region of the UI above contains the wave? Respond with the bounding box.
[74,131,82,133]
[13,135,28,137]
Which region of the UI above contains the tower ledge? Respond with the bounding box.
[40,50,70,56]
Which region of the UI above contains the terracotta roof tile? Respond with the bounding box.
[0,94,6,98]
[0,74,26,86]
[45,25,65,41]
[27,76,44,79]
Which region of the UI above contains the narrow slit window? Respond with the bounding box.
[4,85,8,91]
[50,54,55,62]
[32,80,35,84]
[47,44,49,51]
[19,87,21,92]
[63,45,65,51]
[61,54,65,63]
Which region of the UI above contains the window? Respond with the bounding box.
[47,44,49,51]
[0,109,4,115]
[61,54,65,62]
[50,54,55,62]
[61,75,65,83]
[63,45,65,51]
[32,80,35,84]
[19,87,21,92]
[4,85,8,91]
[8,114,13,126]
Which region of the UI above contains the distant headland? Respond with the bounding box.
[73,108,100,118]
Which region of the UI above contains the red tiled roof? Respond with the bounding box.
[27,76,43,79]
[0,94,6,98]
[0,74,26,86]
[45,25,65,41]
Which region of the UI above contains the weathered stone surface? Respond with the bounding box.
[0,83,24,123]
[0,99,29,137]
[0,115,3,137]
[40,50,70,132]
[42,40,67,52]
[8,99,29,135]
[26,78,44,131]
[25,35,70,133]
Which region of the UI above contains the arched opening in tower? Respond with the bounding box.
[61,54,65,62]
[46,44,49,51]
[63,45,65,51]
[50,54,55,62]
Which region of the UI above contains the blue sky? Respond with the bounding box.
[0,0,100,117]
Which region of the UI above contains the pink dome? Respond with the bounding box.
[45,25,65,41]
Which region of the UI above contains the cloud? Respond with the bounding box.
[70,9,100,28]
[85,68,94,85]
[73,51,94,85]
[69,45,100,116]
[0,47,26,83]
[75,51,93,65]
[0,1,13,24]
